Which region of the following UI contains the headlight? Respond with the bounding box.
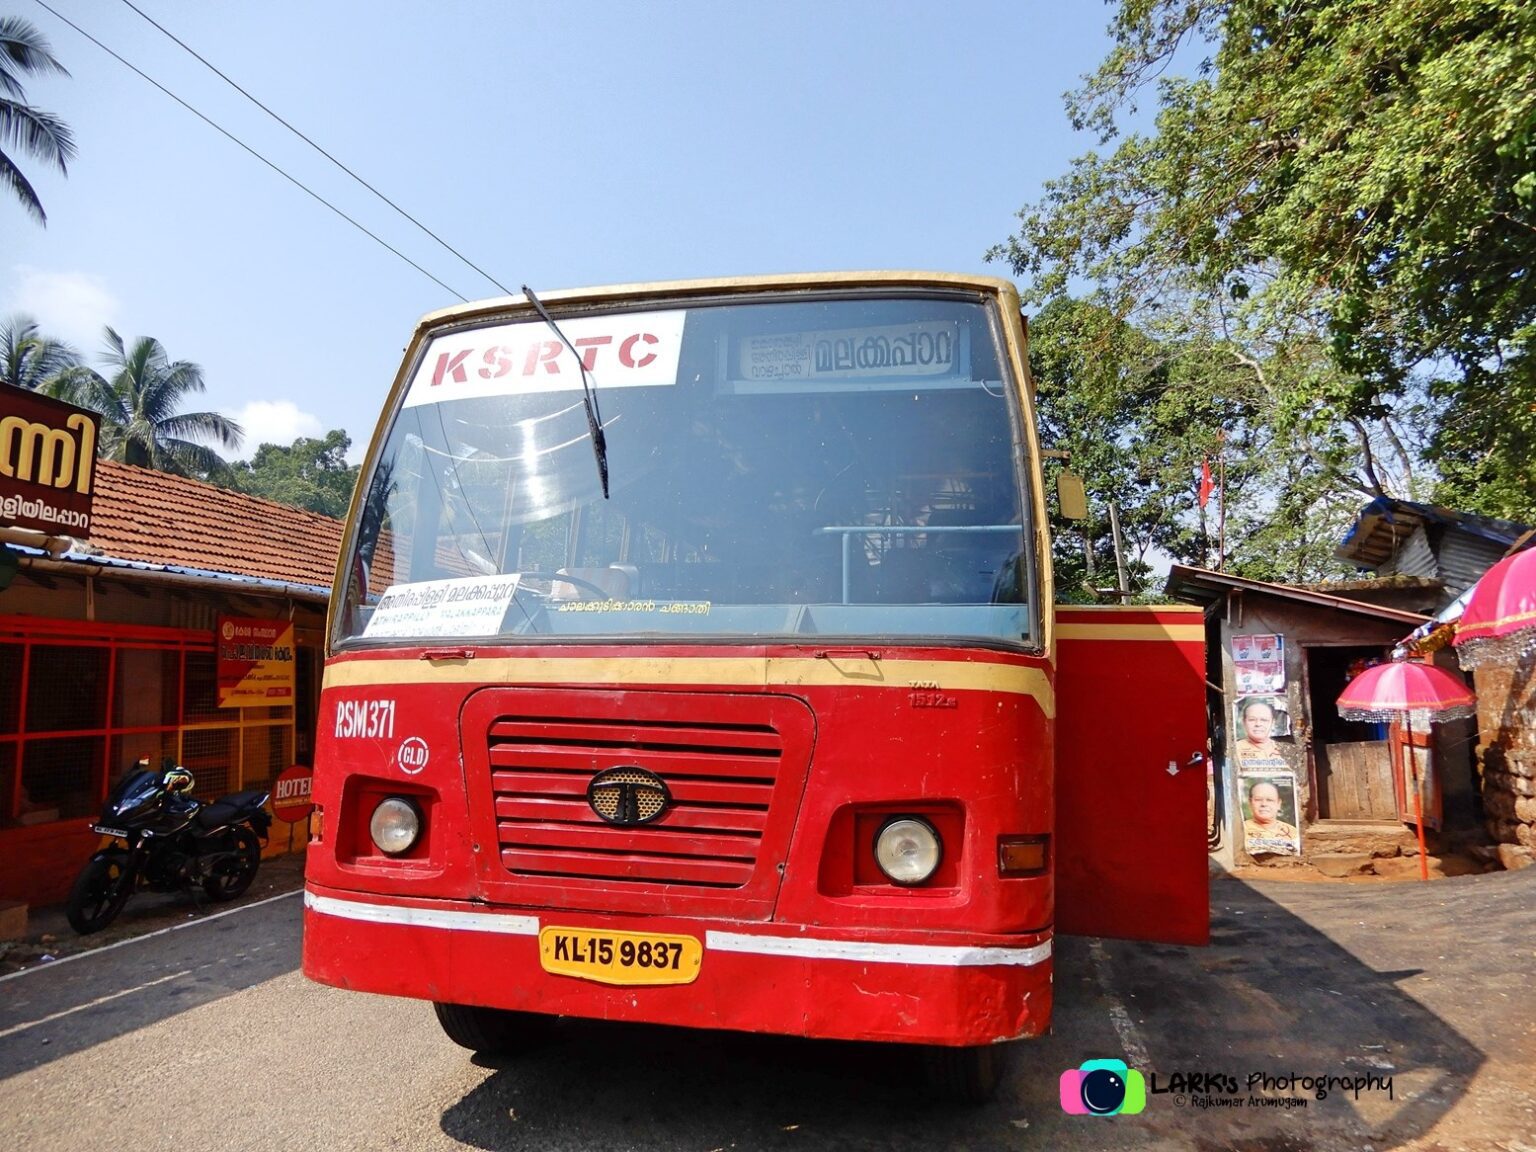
[874,817,942,885]
[369,797,421,856]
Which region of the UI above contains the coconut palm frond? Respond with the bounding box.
[0,98,74,170]
[0,18,71,222]
[88,326,237,475]
[0,144,43,222]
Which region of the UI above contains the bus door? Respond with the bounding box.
[1053,604,1209,945]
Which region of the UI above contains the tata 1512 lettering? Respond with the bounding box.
[301,272,1209,1100]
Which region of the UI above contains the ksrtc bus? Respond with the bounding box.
[301,272,1208,1100]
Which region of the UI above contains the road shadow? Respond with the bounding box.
[438,873,1507,1151]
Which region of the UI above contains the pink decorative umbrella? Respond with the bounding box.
[1336,660,1477,725]
[1337,660,1476,880]
[1453,548,1536,668]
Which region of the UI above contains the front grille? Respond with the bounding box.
[488,714,784,889]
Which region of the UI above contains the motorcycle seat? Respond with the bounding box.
[196,790,271,829]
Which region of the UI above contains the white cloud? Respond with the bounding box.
[4,266,121,353]
[229,400,324,454]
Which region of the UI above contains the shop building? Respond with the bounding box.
[1164,565,1480,869]
[1,459,341,908]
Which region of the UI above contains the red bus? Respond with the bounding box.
[301,272,1208,1099]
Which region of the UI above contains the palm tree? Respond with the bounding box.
[1,17,75,225]
[0,313,83,392]
[73,328,243,475]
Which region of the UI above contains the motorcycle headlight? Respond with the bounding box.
[369,797,422,856]
[874,817,942,885]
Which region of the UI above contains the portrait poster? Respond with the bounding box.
[1240,770,1302,857]
[1233,633,1286,693]
[1232,695,1291,770]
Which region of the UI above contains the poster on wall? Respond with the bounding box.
[217,616,296,708]
[1232,695,1291,768]
[1233,633,1285,693]
[1240,770,1302,856]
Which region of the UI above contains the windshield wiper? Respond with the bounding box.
[521,284,610,499]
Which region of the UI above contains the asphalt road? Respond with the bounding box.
[1,869,1533,1152]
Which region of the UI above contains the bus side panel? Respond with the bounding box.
[1053,605,1209,945]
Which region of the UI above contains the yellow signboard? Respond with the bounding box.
[217,616,296,708]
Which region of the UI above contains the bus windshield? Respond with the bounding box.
[337,291,1035,646]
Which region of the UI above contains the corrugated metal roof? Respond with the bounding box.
[12,545,330,600]
[1438,532,1510,599]
[1337,497,1531,569]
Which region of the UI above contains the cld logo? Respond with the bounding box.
[587,767,670,826]
[397,736,429,775]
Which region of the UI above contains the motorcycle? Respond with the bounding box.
[66,759,273,935]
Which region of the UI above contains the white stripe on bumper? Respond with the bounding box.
[304,891,538,935]
[304,891,1051,968]
[706,930,1051,968]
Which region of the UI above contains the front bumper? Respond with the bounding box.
[301,883,1053,1046]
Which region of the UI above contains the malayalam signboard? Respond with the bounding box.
[217,616,296,708]
[0,386,99,536]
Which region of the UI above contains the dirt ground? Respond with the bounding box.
[1231,848,1495,883]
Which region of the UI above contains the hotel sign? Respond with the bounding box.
[0,386,99,536]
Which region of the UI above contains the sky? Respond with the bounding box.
[5,0,1118,461]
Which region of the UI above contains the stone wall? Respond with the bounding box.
[1471,661,1536,863]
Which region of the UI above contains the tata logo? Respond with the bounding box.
[587,767,670,826]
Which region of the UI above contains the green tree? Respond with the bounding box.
[0,313,84,393]
[72,328,243,475]
[1,16,75,225]
[224,429,360,518]
[994,0,1536,526]
[1030,296,1387,589]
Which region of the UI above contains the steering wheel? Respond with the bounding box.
[512,572,618,602]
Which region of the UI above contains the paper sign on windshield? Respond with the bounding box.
[404,311,687,408]
[737,321,961,383]
[361,576,522,638]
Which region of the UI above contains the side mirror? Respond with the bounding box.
[1057,472,1089,522]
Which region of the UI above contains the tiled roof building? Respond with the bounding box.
[78,460,344,593]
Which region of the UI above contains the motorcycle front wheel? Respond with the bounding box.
[203,825,262,901]
[66,852,134,935]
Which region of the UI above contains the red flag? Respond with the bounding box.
[1198,458,1214,509]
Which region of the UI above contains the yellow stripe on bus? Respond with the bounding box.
[323,655,1056,717]
[1055,624,1205,642]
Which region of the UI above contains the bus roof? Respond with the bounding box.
[413,271,1024,337]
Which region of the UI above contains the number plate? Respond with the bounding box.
[93,825,130,838]
[538,927,702,986]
